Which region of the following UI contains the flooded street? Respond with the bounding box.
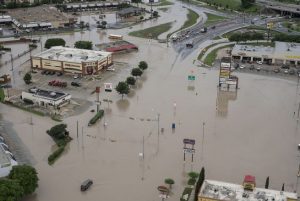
[0,1,300,201]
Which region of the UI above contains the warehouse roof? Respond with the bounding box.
[33,46,111,63]
[199,180,297,201]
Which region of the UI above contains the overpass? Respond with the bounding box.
[257,0,300,17]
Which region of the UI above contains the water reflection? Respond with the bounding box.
[216,89,237,118]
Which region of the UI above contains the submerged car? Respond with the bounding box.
[81,179,93,191]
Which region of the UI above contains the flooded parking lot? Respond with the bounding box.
[0,1,300,201]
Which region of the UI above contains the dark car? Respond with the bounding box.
[57,72,63,76]
[289,69,295,75]
[71,82,81,87]
[273,68,280,73]
[281,64,290,69]
[249,65,255,70]
[45,71,51,75]
[50,71,56,75]
[41,70,47,75]
[81,179,93,191]
[1,84,12,88]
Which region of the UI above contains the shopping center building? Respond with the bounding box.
[31,46,112,75]
[231,41,300,66]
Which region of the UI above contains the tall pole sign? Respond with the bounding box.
[183,139,195,162]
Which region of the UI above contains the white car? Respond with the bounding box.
[284,69,289,74]
[107,67,115,71]
[73,75,79,79]
[240,65,245,69]
[257,61,263,65]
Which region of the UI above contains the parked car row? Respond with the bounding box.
[41,70,63,76]
[234,63,300,76]
[48,80,81,87]
[0,135,17,161]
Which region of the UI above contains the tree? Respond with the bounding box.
[23,72,32,85]
[8,165,38,195]
[115,81,130,99]
[44,38,66,49]
[265,176,269,189]
[164,178,175,189]
[131,68,143,78]
[188,172,199,179]
[131,0,141,7]
[153,11,158,18]
[126,76,136,86]
[241,0,255,8]
[47,124,68,140]
[138,61,148,71]
[0,179,24,201]
[74,41,93,50]
[194,167,205,201]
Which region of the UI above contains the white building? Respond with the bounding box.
[22,88,71,108]
[198,179,297,201]
[31,46,113,75]
[0,145,18,178]
[231,41,300,66]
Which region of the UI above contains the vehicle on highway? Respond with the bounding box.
[289,69,295,75]
[71,82,81,87]
[186,42,193,48]
[200,27,207,33]
[107,67,115,71]
[81,179,93,191]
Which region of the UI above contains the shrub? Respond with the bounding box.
[88,110,104,126]
[44,38,66,49]
[48,146,65,165]
[188,178,196,185]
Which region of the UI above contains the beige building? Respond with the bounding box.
[231,41,300,66]
[198,178,297,201]
[31,46,113,75]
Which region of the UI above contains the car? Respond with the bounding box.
[50,71,56,75]
[71,82,81,87]
[107,67,115,71]
[249,65,255,70]
[31,70,38,73]
[256,66,261,71]
[41,70,47,75]
[45,71,51,75]
[211,26,216,29]
[81,179,93,191]
[1,84,12,88]
[57,72,63,76]
[73,75,79,79]
[284,69,289,74]
[240,65,245,69]
[289,69,295,75]
[281,64,290,69]
[273,68,280,73]
[257,61,263,65]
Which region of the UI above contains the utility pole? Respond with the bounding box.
[77,120,79,138]
[10,53,13,71]
[81,126,84,149]
[142,136,144,160]
[157,113,160,135]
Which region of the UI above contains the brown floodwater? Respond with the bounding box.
[0,2,300,201]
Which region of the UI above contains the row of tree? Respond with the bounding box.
[115,61,148,99]
[228,32,264,42]
[44,38,93,50]
[0,165,39,201]
[272,33,300,43]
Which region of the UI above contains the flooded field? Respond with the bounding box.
[0,1,300,201]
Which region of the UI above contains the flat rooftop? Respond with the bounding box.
[27,87,70,101]
[0,146,10,168]
[33,46,111,63]
[231,41,300,60]
[4,5,70,25]
[199,180,297,201]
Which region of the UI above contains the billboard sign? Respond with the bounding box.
[183,138,195,145]
[183,148,195,154]
[104,83,112,92]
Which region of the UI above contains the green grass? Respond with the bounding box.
[201,0,241,10]
[239,42,275,47]
[222,25,281,38]
[204,13,227,26]
[181,8,200,30]
[213,35,222,40]
[5,102,45,116]
[0,88,4,102]
[180,187,193,201]
[157,7,170,12]
[282,21,300,32]
[197,42,227,60]
[167,8,199,38]
[152,0,174,6]
[129,22,173,39]
[204,44,234,66]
